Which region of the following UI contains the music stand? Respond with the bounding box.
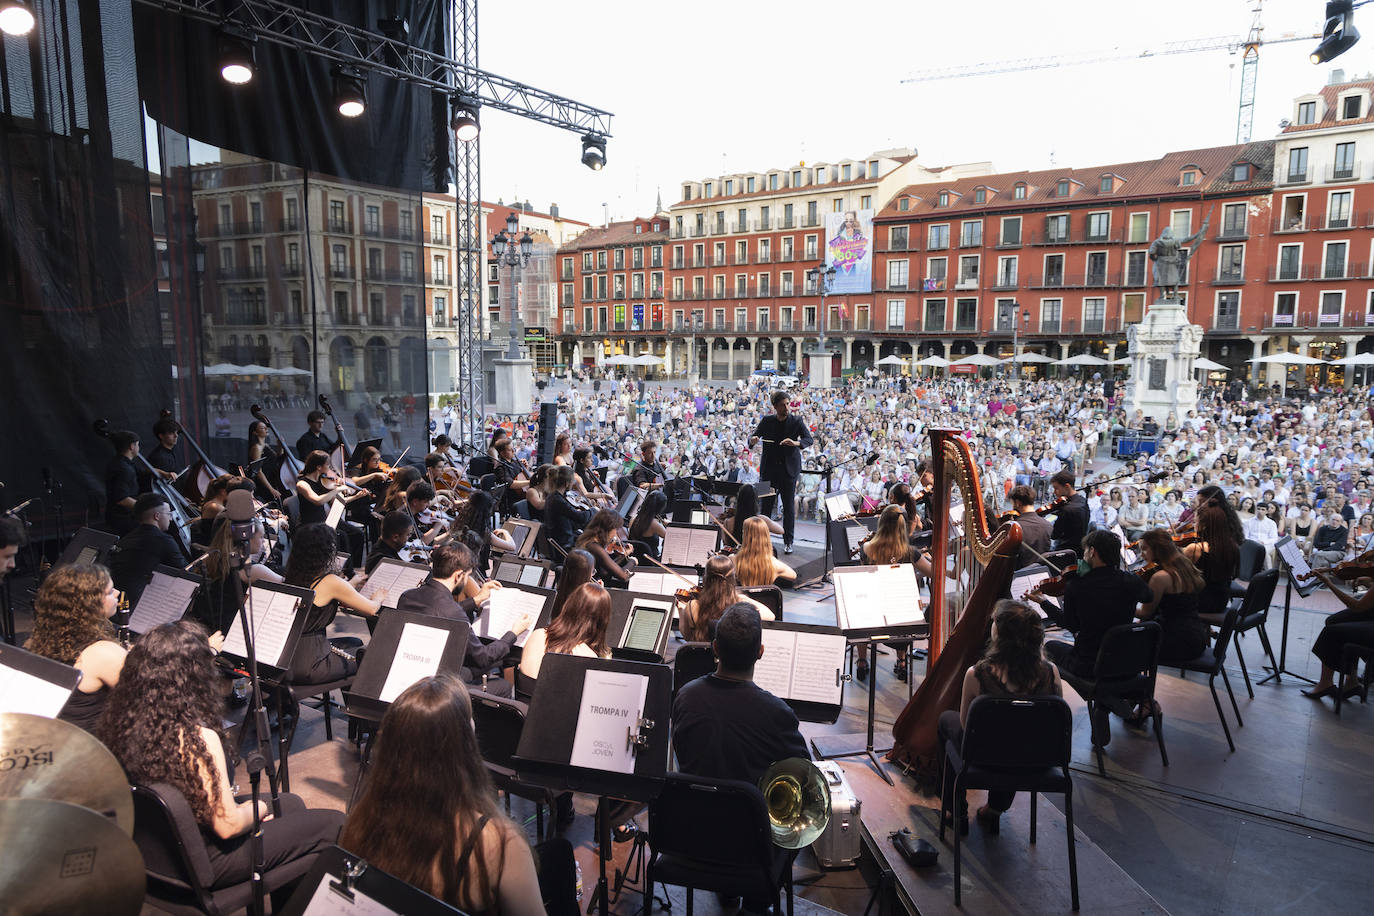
[280,845,470,916]
[811,564,928,785]
[608,591,675,661]
[0,644,81,718]
[127,566,203,636]
[218,581,314,681]
[359,557,431,609]
[755,621,847,725]
[54,527,118,570]
[1258,535,1320,686]
[659,522,720,568]
[616,486,644,525]
[513,654,672,916]
[473,583,553,654]
[499,519,541,558]
[492,555,557,589]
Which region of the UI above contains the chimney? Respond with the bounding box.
[549,203,560,218]
[1330,68,1346,86]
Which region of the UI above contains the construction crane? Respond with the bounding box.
[900,1,1316,144]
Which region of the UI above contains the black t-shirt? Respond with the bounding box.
[1059,566,1151,671]
[365,540,402,575]
[1050,493,1089,556]
[672,674,809,787]
[105,455,140,534]
[109,523,189,609]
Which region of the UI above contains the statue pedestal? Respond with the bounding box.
[1122,298,1202,425]
[807,350,832,389]
[492,357,535,416]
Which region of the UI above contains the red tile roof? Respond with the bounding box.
[1281,80,1374,132]
[564,219,668,250]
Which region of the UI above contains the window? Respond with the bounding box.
[996,256,1017,288]
[735,274,747,296]
[1334,142,1356,180]
[780,270,793,295]
[928,224,949,250]
[704,181,713,198]
[759,238,772,262]
[1277,244,1301,281]
[1367,290,1374,324]
[714,242,726,266]
[860,195,871,209]
[734,307,747,329]
[1324,241,1348,279]
[735,239,747,264]
[1056,179,1070,197]
[632,273,644,297]
[682,185,693,201]
[807,200,818,225]
[955,298,978,331]
[432,255,446,284]
[329,200,345,230]
[1215,292,1240,330]
[832,198,843,212]
[898,198,910,211]
[632,247,643,269]
[1297,100,1316,125]
[769,173,779,190]
[888,260,909,289]
[365,248,379,276]
[1274,292,1297,326]
[596,276,607,299]
[1342,95,1362,119]
[1181,171,1196,186]
[652,246,662,268]
[367,292,384,325]
[1218,244,1244,281]
[1040,298,1062,332]
[287,242,300,272]
[286,197,300,229]
[1000,216,1021,246]
[672,277,683,299]
[1086,251,1107,285]
[1128,213,1149,243]
[957,255,979,287]
[758,273,770,295]
[401,251,415,280]
[923,298,946,332]
[1320,291,1343,325]
[841,165,851,181]
[1099,175,1113,192]
[781,237,794,261]
[431,213,444,241]
[1082,297,1106,332]
[1126,251,1147,286]
[886,299,905,329]
[1044,254,1064,286]
[925,257,947,289]
[713,276,725,298]
[960,220,982,247]
[1287,147,1309,182]
[614,248,625,269]
[974,187,986,204]
[1086,212,1109,240]
[1170,210,1192,238]
[937,191,950,208]
[757,308,770,331]
[364,204,379,235]
[1013,183,1027,200]
[792,170,802,187]
[217,203,231,230]
[398,208,412,238]
[1281,194,1306,230]
[1046,213,1069,242]
[1231,163,1249,182]
[582,251,594,270]
[334,290,349,323]
[760,206,771,230]
[331,244,347,276]
[561,283,573,305]
[746,177,755,192]
[889,226,909,251]
[597,250,607,269]
[724,179,733,196]
[1222,202,1247,237]
[1328,190,1352,228]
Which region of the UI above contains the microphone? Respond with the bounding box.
[4,498,36,515]
[1147,470,1171,483]
[225,490,258,547]
[865,452,881,466]
[185,549,220,572]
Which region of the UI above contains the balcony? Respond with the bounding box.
[1261,310,1374,331]
[954,276,980,290]
[215,265,267,280]
[670,227,687,239]
[780,217,795,230]
[1213,268,1246,285]
[1031,230,1072,246]
[995,234,1022,249]
[1280,169,1310,186]
[279,218,300,232]
[758,218,771,231]
[1124,269,1147,287]
[1321,162,1364,183]
[327,218,354,234]
[990,273,1019,291]
[1040,319,1061,334]
[692,256,706,268]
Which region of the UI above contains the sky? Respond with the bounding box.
[473,0,1374,224]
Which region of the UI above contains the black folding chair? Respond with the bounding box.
[1337,643,1374,717]
[1207,569,1279,699]
[672,643,716,702]
[938,696,1079,911]
[1176,607,1244,752]
[1227,539,1268,604]
[470,690,557,840]
[741,584,785,622]
[1060,622,1167,777]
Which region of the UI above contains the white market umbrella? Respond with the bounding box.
[632,354,665,366]
[237,364,280,376]
[1192,357,1229,372]
[1247,352,1324,365]
[1334,352,1374,365]
[1052,354,1110,366]
[602,355,635,366]
[950,354,1005,367]
[204,363,245,376]
[916,355,951,367]
[277,366,312,376]
[1111,356,1133,365]
[876,354,909,366]
[1013,352,1055,364]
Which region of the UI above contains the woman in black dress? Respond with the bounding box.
[1136,528,1209,665]
[282,523,383,684]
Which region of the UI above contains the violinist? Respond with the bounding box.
[406,481,452,547]
[724,483,782,546]
[454,490,514,574]
[1134,529,1209,667]
[296,450,369,527]
[246,419,283,503]
[1181,498,1240,621]
[886,482,926,536]
[549,548,597,622]
[735,516,795,588]
[492,439,529,516]
[104,428,141,535]
[348,446,389,527]
[1300,565,1374,704]
[523,464,553,521]
[852,506,926,683]
[1007,485,1051,565]
[427,434,457,468]
[627,490,668,561]
[575,509,637,586]
[379,466,422,514]
[1048,469,1089,558]
[545,466,592,554]
[365,510,412,575]
[678,554,771,642]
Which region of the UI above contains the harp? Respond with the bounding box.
[889,428,1022,787]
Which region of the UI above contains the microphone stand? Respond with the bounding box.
[801,451,874,589]
[227,537,282,916]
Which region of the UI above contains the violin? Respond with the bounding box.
[1034,566,1078,598]
[1136,561,1162,581]
[674,585,703,602]
[608,536,633,560]
[1297,548,1374,583]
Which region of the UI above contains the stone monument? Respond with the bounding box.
[1122,211,1210,424]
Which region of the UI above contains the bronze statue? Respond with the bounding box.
[1148,207,1212,300]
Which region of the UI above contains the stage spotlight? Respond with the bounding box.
[0,1,36,37]
[581,133,607,171]
[333,67,367,118]
[217,27,257,85]
[451,95,480,142]
[1311,0,1360,64]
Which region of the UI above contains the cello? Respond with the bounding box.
[251,404,303,494]
[889,428,1023,790]
[94,419,198,556]
[317,393,352,477]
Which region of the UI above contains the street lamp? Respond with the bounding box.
[491,212,533,358]
[1007,302,1031,380]
[806,262,837,386]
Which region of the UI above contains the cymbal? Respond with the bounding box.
[0,712,133,835]
[0,798,144,915]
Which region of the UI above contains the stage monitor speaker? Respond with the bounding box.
[536,403,559,467]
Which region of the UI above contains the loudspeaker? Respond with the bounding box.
[536,403,559,467]
[1103,377,1116,399]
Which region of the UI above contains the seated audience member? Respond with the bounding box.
[100,621,343,907]
[1301,567,1374,705]
[26,564,129,732]
[1135,529,1209,666]
[939,599,1062,835]
[108,493,188,609]
[339,676,547,916]
[678,554,772,643]
[395,542,525,699]
[1310,505,1350,568]
[734,516,796,588]
[519,582,612,680]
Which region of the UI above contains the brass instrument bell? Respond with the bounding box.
[759,757,831,849]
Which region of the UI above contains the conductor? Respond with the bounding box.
[748,390,813,554]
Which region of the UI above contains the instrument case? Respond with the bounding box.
[811,760,862,868]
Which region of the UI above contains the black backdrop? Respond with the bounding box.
[0,0,450,541]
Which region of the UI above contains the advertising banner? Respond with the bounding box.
[824,208,874,294]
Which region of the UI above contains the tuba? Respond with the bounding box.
[759,757,831,849]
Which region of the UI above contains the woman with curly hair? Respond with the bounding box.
[283,523,383,684]
[99,621,343,899]
[519,582,612,680]
[26,563,126,732]
[734,515,795,588]
[340,676,546,915]
[938,599,1061,835]
[677,554,771,643]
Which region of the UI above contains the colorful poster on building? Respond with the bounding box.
[632,303,644,331]
[614,303,626,328]
[824,208,874,295]
[650,303,663,326]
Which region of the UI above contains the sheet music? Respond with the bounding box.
[75,546,98,566]
[477,588,546,647]
[1276,536,1313,582]
[299,875,395,915]
[569,668,649,775]
[1010,569,1051,602]
[753,628,845,706]
[627,571,698,596]
[661,526,718,567]
[221,587,300,667]
[360,559,430,609]
[844,524,867,555]
[325,498,346,530]
[825,493,854,521]
[0,665,76,718]
[518,564,547,587]
[834,565,924,631]
[133,571,197,631]
[378,621,451,703]
[495,562,522,584]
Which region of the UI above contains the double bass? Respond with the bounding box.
[889,428,1023,789]
[94,419,198,555]
[160,409,226,504]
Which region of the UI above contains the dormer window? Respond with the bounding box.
[704,182,713,198]
[974,187,986,204]
[1297,100,1317,125]
[1099,176,1113,193]
[937,191,950,207]
[1342,95,1363,119]
[1180,170,1197,186]
[683,185,693,201]
[1231,163,1250,182]
[1013,183,1027,200]
[1056,180,1070,197]
[898,197,910,211]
